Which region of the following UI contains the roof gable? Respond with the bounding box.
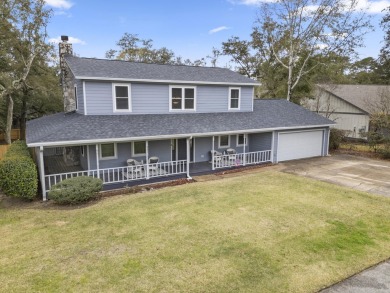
[65,56,258,85]
[318,84,390,114]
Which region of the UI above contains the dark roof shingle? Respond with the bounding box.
[65,56,258,85]
[27,99,334,146]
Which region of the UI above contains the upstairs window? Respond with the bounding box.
[113,84,131,111]
[229,87,240,110]
[170,86,196,111]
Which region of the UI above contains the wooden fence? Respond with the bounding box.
[0,129,21,141]
[0,145,11,160]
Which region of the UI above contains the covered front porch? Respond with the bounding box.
[36,132,274,200]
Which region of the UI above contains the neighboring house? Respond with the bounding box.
[304,84,390,138]
[26,37,334,201]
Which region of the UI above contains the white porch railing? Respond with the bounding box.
[44,160,187,194]
[213,150,272,169]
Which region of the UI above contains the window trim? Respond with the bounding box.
[218,135,230,148]
[169,85,197,112]
[74,85,78,110]
[99,143,117,160]
[131,141,146,157]
[236,134,247,147]
[112,83,132,112]
[228,87,241,110]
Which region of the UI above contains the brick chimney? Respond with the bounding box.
[59,36,76,112]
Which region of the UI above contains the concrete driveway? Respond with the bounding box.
[280,154,390,197]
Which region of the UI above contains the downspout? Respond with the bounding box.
[186,136,192,179]
[39,146,47,201]
[95,144,100,178]
[145,141,149,179]
[212,136,215,170]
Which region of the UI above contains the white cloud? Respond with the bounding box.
[355,0,390,14]
[209,26,230,34]
[44,0,73,9]
[231,0,390,14]
[49,36,86,45]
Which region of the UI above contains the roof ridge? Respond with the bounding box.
[66,55,230,70]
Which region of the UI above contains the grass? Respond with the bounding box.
[1,171,390,292]
[340,141,384,152]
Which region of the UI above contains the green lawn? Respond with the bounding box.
[1,171,390,292]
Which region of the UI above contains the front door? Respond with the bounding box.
[176,138,194,162]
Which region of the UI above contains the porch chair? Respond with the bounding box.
[148,156,160,175]
[126,159,143,178]
[210,150,223,166]
[225,148,237,165]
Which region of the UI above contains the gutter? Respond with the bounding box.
[27,124,334,148]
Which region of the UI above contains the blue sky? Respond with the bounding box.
[45,0,389,65]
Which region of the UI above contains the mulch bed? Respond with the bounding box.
[213,162,274,176]
[332,149,382,159]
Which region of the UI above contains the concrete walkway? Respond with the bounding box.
[320,259,390,293]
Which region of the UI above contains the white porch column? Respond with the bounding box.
[39,146,47,201]
[271,131,275,163]
[243,134,246,166]
[145,141,149,179]
[95,144,100,178]
[186,137,191,179]
[212,136,215,170]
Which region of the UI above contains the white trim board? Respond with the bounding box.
[27,125,333,147]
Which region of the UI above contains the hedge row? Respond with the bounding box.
[0,141,37,200]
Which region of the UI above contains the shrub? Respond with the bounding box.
[329,128,345,150]
[48,176,103,204]
[0,141,37,200]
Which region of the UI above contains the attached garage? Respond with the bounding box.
[277,130,325,162]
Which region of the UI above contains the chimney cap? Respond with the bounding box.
[61,35,69,41]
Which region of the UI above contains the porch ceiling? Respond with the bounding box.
[26,99,334,147]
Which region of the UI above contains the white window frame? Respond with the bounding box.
[228,87,241,110]
[99,143,117,160]
[218,135,230,148]
[169,85,197,111]
[112,83,132,112]
[236,134,247,146]
[74,85,78,110]
[132,141,146,157]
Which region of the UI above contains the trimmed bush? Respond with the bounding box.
[329,128,345,150]
[0,141,38,200]
[48,176,103,204]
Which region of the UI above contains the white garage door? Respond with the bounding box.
[278,130,324,162]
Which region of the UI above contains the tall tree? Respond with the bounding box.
[251,0,371,101]
[0,0,52,143]
[378,6,390,84]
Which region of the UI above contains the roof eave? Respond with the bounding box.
[75,76,258,86]
[27,123,334,148]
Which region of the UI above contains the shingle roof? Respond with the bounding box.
[27,99,334,146]
[65,56,258,85]
[318,84,390,114]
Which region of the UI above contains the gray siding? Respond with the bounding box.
[149,140,172,162]
[248,132,272,152]
[194,137,212,162]
[87,140,172,170]
[84,81,254,115]
[75,80,84,114]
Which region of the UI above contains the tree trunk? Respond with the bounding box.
[5,94,14,145]
[20,92,27,140]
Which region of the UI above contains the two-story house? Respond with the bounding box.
[26,37,334,201]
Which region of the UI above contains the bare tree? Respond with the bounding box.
[254,0,371,101]
[0,0,51,144]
